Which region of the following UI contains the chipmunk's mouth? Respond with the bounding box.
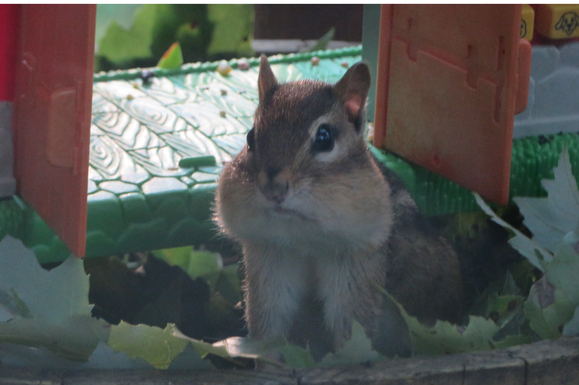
[272,205,310,221]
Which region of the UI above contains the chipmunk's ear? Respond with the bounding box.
[258,54,277,102]
[333,62,371,130]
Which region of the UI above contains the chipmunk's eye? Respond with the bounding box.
[313,124,334,152]
[246,127,255,152]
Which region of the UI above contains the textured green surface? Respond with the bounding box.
[372,133,579,216]
[10,46,579,263]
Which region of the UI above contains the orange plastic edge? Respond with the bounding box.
[372,4,392,149]
[13,5,96,257]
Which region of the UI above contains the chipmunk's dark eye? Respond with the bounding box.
[246,127,255,152]
[313,124,334,152]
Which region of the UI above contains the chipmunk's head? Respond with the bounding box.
[216,56,393,251]
[249,55,371,204]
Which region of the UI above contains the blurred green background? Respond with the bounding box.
[94,4,255,72]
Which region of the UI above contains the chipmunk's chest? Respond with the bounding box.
[252,207,349,251]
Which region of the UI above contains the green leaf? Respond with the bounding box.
[149,5,213,63]
[0,316,109,362]
[0,236,132,365]
[0,236,92,323]
[478,153,579,341]
[522,224,579,339]
[490,334,533,350]
[188,251,223,281]
[486,294,525,328]
[443,211,490,242]
[0,288,31,319]
[95,5,142,51]
[474,193,552,271]
[108,322,189,369]
[157,42,184,69]
[412,315,500,355]
[299,27,335,53]
[382,289,500,355]
[563,306,579,336]
[524,276,575,339]
[513,147,579,252]
[278,344,316,368]
[0,236,207,369]
[85,341,154,369]
[174,329,312,368]
[167,343,214,370]
[319,321,384,367]
[543,241,579,306]
[206,4,254,57]
[213,263,242,305]
[175,328,282,367]
[97,4,156,64]
[153,247,222,281]
[174,329,228,359]
[152,246,193,270]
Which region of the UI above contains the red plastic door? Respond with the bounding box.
[13,5,96,257]
[374,5,531,205]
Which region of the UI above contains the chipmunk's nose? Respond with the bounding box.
[258,168,289,203]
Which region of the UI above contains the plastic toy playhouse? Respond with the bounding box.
[373,5,531,206]
[1,4,579,264]
[371,4,579,206]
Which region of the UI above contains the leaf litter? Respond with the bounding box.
[2,148,579,369]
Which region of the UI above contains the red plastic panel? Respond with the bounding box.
[0,5,20,101]
[374,5,529,205]
[13,5,96,257]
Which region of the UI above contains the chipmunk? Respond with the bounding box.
[215,55,462,360]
